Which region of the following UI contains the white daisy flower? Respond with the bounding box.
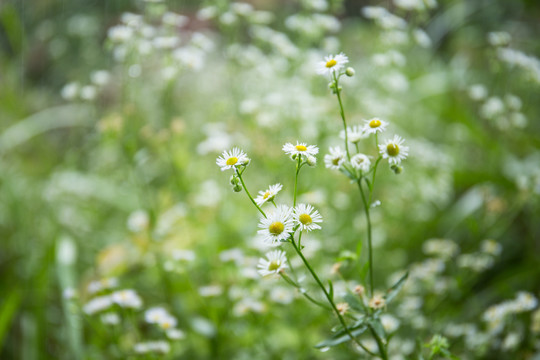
[293,204,323,231]
[340,125,368,143]
[350,153,371,173]
[257,205,294,245]
[363,118,389,135]
[157,314,178,330]
[324,146,346,170]
[378,135,409,165]
[282,142,319,159]
[257,250,288,276]
[255,183,283,206]
[216,148,249,171]
[316,52,349,76]
[369,294,386,309]
[145,307,169,324]
[111,289,143,309]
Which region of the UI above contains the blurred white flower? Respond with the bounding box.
[324,146,346,170]
[257,250,288,276]
[111,289,143,309]
[350,153,371,173]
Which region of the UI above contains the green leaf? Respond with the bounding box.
[344,293,364,312]
[328,280,334,301]
[0,290,22,350]
[385,271,409,304]
[315,321,367,348]
[336,250,357,262]
[369,318,387,342]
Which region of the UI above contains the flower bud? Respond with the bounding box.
[391,164,403,174]
[306,155,317,166]
[241,157,251,166]
[230,175,240,185]
[232,184,243,192]
[345,67,355,77]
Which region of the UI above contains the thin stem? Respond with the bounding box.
[357,180,374,297]
[293,156,302,207]
[280,273,331,311]
[333,73,351,161]
[368,324,388,360]
[289,237,367,351]
[235,168,266,218]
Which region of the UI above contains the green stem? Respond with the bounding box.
[293,156,302,207]
[289,237,366,351]
[357,180,374,297]
[236,168,266,218]
[368,324,388,360]
[333,73,351,161]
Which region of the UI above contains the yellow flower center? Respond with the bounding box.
[386,143,399,157]
[268,260,280,271]
[162,322,171,329]
[369,119,382,128]
[263,191,271,199]
[332,157,341,166]
[269,222,284,235]
[299,213,312,225]
[295,145,307,151]
[226,157,238,166]
[325,59,337,68]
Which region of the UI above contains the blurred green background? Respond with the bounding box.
[1,0,540,359]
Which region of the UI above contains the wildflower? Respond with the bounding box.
[337,302,350,315]
[380,314,400,333]
[87,277,118,295]
[378,135,409,165]
[481,239,502,256]
[293,204,323,231]
[255,183,283,206]
[363,117,388,135]
[282,142,319,159]
[134,341,170,354]
[369,294,386,309]
[111,289,143,309]
[216,148,249,171]
[157,314,178,330]
[354,285,366,297]
[258,205,294,245]
[101,313,120,325]
[145,307,169,324]
[350,153,371,173]
[167,328,186,340]
[83,295,113,315]
[324,146,346,170]
[316,52,349,76]
[199,285,223,297]
[257,250,288,276]
[127,210,150,233]
[340,125,368,143]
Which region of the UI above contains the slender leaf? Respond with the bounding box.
[328,280,334,301]
[344,293,365,312]
[315,322,367,348]
[385,271,409,304]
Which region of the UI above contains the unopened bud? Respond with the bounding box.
[241,157,251,166]
[390,164,403,174]
[232,184,243,192]
[306,155,317,166]
[345,67,355,77]
[230,175,240,185]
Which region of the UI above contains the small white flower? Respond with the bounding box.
[167,328,186,340]
[255,183,283,206]
[101,312,121,325]
[293,204,323,231]
[363,118,389,135]
[145,307,169,324]
[340,125,368,143]
[378,135,409,165]
[316,52,349,76]
[157,314,178,330]
[257,205,294,245]
[350,153,371,173]
[380,314,400,333]
[282,142,319,159]
[257,250,288,276]
[83,295,113,315]
[111,289,143,309]
[369,294,386,309]
[324,146,346,170]
[134,341,170,354]
[216,148,249,171]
